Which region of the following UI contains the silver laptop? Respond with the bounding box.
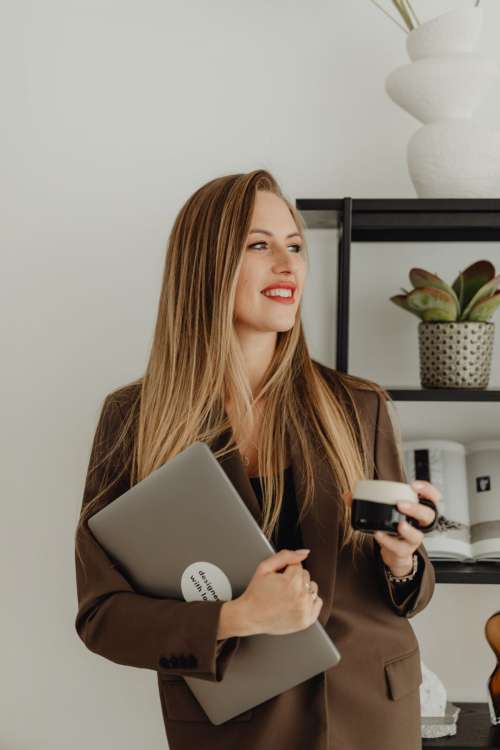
[87,441,341,725]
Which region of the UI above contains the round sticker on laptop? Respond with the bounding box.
[181,561,233,602]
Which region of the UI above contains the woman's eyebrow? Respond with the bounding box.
[249,228,302,238]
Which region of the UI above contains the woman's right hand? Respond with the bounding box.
[237,549,323,636]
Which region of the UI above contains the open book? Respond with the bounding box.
[400,438,500,562]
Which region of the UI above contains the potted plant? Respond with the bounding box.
[390,260,500,389]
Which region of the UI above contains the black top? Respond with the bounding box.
[249,465,304,552]
[249,468,421,597]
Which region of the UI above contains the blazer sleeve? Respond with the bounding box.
[371,389,436,619]
[74,393,241,681]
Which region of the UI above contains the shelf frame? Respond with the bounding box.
[433,562,500,585]
[295,198,500,585]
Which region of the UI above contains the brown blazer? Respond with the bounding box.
[74,361,435,750]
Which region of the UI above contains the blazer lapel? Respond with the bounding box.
[210,415,341,628]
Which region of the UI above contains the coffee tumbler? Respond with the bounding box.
[350,479,438,535]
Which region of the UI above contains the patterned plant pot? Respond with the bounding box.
[418,321,495,389]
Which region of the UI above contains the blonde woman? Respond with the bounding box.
[74,170,438,750]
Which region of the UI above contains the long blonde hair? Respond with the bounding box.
[75,169,390,570]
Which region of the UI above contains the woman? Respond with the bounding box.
[74,169,438,750]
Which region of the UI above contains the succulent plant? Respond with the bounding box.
[390,260,500,322]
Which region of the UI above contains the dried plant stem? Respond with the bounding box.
[367,0,409,32]
[370,0,481,34]
[405,0,420,26]
[392,0,415,31]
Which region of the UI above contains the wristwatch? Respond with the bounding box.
[385,552,419,583]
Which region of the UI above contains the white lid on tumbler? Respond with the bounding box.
[352,479,418,505]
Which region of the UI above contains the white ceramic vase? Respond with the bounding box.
[385,7,500,197]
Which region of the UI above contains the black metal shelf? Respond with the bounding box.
[296,198,500,242]
[422,703,500,749]
[433,562,500,585]
[295,197,500,587]
[385,387,500,402]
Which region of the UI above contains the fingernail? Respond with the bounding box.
[297,548,311,554]
[412,481,425,489]
[399,502,409,509]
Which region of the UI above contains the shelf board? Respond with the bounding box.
[433,562,500,585]
[384,387,500,402]
[422,702,500,748]
[296,198,500,241]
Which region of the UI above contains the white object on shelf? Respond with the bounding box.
[406,7,482,62]
[384,6,500,198]
[421,702,461,739]
[420,660,447,719]
[420,660,461,740]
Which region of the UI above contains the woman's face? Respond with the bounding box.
[234,190,307,335]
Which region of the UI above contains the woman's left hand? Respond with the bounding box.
[343,480,440,577]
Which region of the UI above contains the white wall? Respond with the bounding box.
[3,0,499,747]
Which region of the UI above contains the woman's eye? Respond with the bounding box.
[249,242,302,253]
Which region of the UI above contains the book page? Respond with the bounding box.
[466,441,500,562]
[403,440,472,561]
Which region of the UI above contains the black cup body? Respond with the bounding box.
[351,497,420,535]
